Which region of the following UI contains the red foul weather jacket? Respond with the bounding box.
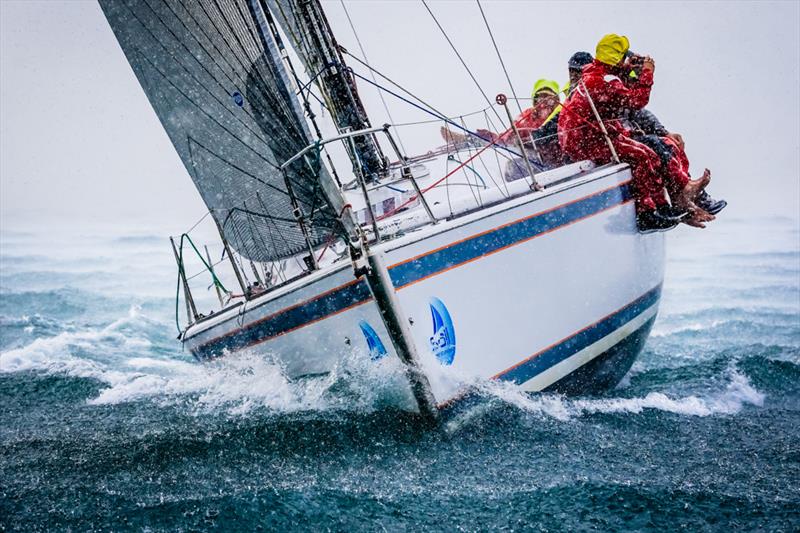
[558,59,653,154]
[558,60,667,211]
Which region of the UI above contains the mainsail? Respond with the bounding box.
[100,0,341,262]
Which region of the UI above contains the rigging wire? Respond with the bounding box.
[341,50,457,127]
[420,0,504,126]
[339,0,407,153]
[475,0,522,114]
[391,106,488,127]
[347,67,543,165]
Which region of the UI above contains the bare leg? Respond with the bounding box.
[675,169,715,228]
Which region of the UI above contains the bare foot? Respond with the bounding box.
[682,202,715,228]
[674,168,711,211]
[684,168,712,200]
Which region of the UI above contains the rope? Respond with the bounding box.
[174,232,234,332]
[185,210,212,235]
[347,68,541,165]
[391,106,489,127]
[420,0,504,125]
[339,0,407,153]
[448,155,487,188]
[377,138,501,222]
[178,233,229,293]
[186,256,228,281]
[475,0,521,114]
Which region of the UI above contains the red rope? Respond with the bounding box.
[316,204,353,262]
[376,135,505,222]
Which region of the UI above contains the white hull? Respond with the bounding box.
[183,163,664,405]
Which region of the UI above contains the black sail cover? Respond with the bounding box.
[100,0,341,262]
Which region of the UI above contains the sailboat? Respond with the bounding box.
[100,0,665,421]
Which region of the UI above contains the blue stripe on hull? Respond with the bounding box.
[438,313,657,417]
[194,281,372,359]
[544,315,656,394]
[192,181,633,359]
[389,182,631,288]
[496,285,661,386]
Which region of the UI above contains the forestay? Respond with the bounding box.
[100,0,341,262]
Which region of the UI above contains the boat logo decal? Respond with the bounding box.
[358,320,387,361]
[429,297,456,365]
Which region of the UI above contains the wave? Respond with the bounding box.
[651,319,799,344]
[85,352,416,416]
[444,368,765,431]
[0,306,416,416]
[0,301,777,423]
[0,306,163,382]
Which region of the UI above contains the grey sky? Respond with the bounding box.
[1,0,798,236]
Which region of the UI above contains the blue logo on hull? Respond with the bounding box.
[429,297,456,365]
[359,320,387,361]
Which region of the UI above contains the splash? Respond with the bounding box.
[0,306,415,415]
[466,367,765,422]
[1,302,767,421]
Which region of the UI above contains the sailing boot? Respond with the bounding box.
[636,207,687,234]
[695,190,727,215]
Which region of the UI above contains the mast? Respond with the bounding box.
[290,0,387,182]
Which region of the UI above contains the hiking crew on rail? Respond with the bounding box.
[440,33,726,234]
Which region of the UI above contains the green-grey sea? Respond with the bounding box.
[1,216,798,531]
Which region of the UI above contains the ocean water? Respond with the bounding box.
[1,216,798,531]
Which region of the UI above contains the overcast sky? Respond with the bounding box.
[1,0,798,237]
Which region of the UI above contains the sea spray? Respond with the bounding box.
[1,217,798,530]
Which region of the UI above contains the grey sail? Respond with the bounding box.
[99,0,340,262]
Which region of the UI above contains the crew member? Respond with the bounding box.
[441,79,564,173]
[563,51,593,98]
[558,34,714,232]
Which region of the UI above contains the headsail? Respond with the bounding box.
[265,0,386,180]
[100,0,340,262]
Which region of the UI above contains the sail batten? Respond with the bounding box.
[100,0,340,263]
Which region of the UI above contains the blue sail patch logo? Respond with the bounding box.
[359,320,387,361]
[429,297,456,365]
[231,91,244,107]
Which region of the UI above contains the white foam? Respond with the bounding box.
[0,305,417,415]
[88,349,416,415]
[0,307,153,385]
[473,368,764,421]
[1,300,767,420]
[650,320,725,337]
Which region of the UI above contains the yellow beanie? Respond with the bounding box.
[596,34,630,66]
[531,79,560,100]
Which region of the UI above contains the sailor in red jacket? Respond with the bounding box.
[558,34,715,232]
